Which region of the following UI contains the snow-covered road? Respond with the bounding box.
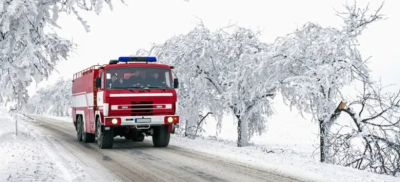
[10,114,305,182]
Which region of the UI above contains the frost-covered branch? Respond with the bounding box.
[0,0,119,109]
[330,81,400,176]
[335,1,385,36]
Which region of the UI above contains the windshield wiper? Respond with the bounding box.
[113,86,148,92]
[146,86,169,91]
[128,86,152,92]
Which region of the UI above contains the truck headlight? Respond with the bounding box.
[112,118,118,124]
[167,117,173,123]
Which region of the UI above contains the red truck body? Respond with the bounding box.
[71,57,179,148]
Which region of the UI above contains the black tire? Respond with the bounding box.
[76,116,83,141]
[152,126,170,147]
[132,133,145,142]
[80,116,95,143]
[96,119,114,149]
[83,131,95,143]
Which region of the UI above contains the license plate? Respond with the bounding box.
[135,118,151,123]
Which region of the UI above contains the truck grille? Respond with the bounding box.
[131,101,153,116]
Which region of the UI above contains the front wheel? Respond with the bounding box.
[76,116,83,141]
[152,126,170,147]
[96,119,114,149]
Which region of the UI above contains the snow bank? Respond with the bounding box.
[0,111,90,181]
[0,112,67,181]
[168,135,399,182]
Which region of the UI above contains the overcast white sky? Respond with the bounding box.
[28,0,400,95]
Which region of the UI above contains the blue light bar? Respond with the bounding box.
[117,57,157,62]
[146,57,157,62]
[118,57,131,61]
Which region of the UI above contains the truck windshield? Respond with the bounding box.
[105,67,172,90]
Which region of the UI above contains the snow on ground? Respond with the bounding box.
[0,111,116,182]
[0,113,62,181]
[40,113,399,182]
[168,136,398,182]
[0,111,81,181]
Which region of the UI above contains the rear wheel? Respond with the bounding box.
[82,130,95,143]
[152,126,170,147]
[96,119,114,149]
[80,116,95,143]
[76,116,83,141]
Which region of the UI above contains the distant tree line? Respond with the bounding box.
[23,78,72,117]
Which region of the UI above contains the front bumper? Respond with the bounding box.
[104,115,179,126]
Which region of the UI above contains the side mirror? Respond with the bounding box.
[173,78,179,89]
[95,77,101,88]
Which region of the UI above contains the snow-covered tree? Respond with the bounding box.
[263,2,384,162]
[152,25,277,147]
[0,0,117,109]
[23,78,72,116]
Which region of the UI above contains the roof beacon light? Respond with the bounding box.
[118,57,131,61]
[117,57,157,62]
[145,57,157,62]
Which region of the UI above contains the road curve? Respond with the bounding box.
[26,115,305,182]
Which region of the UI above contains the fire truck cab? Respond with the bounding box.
[72,57,179,149]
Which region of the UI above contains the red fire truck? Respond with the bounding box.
[72,57,179,149]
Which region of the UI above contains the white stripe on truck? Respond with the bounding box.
[109,93,173,97]
[72,94,88,107]
[72,92,94,107]
[86,92,94,106]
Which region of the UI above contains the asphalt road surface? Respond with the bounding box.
[27,115,308,182]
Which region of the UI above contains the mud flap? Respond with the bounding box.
[168,124,174,133]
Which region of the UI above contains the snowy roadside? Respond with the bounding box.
[168,136,398,182]
[0,111,119,182]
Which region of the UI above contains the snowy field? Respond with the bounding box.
[169,136,398,182]
[0,111,119,182]
[0,112,77,181]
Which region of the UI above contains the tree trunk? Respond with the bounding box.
[237,115,242,147]
[184,119,189,137]
[236,114,249,147]
[319,102,346,163]
[319,119,325,163]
